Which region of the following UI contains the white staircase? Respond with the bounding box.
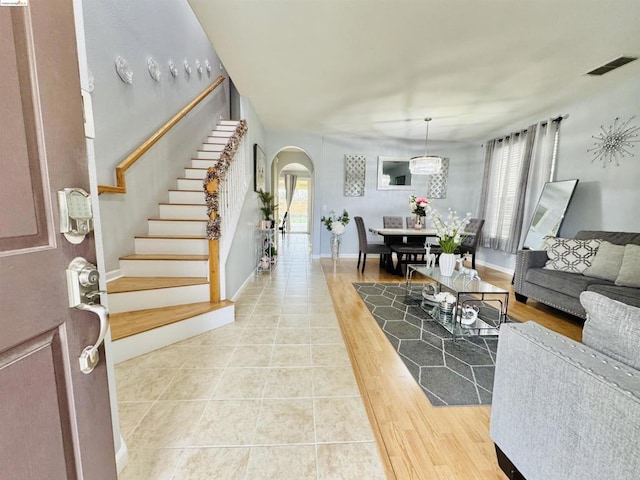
[109,120,244,363]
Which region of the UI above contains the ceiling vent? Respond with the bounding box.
[587,56,637,76]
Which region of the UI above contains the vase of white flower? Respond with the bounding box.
[321,209,350,261]
[426,206,472,277]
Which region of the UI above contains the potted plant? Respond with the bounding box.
[257,189,277,229]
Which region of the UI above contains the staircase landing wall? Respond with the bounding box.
[84,0,231,272]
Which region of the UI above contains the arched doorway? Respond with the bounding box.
[271,147,314,236]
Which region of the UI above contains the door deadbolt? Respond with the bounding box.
[66,257,103,307]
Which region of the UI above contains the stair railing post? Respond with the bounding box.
[206,173,221,303]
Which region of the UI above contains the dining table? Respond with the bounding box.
[368,227,475,276]
[368,227,439,275]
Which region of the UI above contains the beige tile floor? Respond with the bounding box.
[116,234,386,479]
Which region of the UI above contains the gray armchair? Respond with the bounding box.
[490,292,640,480]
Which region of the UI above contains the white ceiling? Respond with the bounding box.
[189,0,640,142]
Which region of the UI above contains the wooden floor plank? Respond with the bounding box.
[323,257,583,479]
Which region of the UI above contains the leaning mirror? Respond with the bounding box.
[523,179,579,250]
[377,156,414,190]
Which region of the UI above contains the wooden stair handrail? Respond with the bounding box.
[98,75,226,194]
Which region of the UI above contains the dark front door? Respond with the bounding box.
[0,2,116,479]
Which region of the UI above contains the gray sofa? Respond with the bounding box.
[514,230,640,319]
[490,292,640,480]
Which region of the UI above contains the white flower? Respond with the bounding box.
[331,223,345,235]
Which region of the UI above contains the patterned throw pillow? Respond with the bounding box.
[543,236,602,273]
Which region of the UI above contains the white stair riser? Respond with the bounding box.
[201,144,225,152]
[184,169,207,179]
[159,204,207,220]
[216,125,236,132]
[148,220,207,236]
[206,136,228,144]
[135,237,208,255]
[196,150,220,160]
[111,305,234,364]
[209,130,233,137]
[108,284,210,314]
[218,120,240,126]
[169,190,205,204]
[177,178,203,190]
[191,159,218,169]
[119,259,209,277]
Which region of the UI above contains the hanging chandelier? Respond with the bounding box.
[410,117,442,175]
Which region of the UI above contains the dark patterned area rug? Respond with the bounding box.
[354,282,514,407]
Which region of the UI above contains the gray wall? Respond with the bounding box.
[478,70,640,272]
[266,133,481,258]
[83,0,229,272]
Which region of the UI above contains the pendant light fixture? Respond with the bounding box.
[410,117,442,175]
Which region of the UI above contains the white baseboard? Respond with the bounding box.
[475,259,515,276]
[115,435,128,474]
[111,304,234,364]
[231,269,259,301]
[106,268,124,283]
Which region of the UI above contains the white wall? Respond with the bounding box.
[83,0,230,271]
[266,133,481,257]
[224,96,266,299]
[477,70,640,272]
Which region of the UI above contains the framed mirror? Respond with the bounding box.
[377,156,414,190]
[523,179,579,250]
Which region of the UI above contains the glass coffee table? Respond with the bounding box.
[406,264,509,338]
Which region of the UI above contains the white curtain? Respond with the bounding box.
[284,174,297,231]
[519,119,562,248]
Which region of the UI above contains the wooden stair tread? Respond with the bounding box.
[134,234,205,239]
[119,254,208,261]
[110,300,233,341]
[108,276,208,293]
[177,177,206,180]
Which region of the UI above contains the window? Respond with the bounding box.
[479,121,560,254]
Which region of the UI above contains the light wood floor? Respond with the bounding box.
[322,256,583,479]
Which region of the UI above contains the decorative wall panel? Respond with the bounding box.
[344,154,366,196]
[426,158,449,199]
